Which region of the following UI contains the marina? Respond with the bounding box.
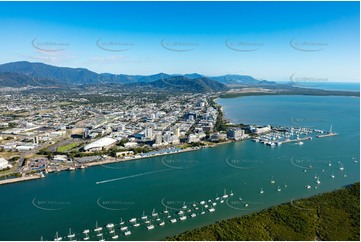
[0,95,358,241]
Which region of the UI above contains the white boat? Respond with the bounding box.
[222,189,229,199]
[305,185,312,189]
[297,141,304,145]
[220,200,224,204]
[120,226,128,231]
[230,190,234,196]
[124,231,131,236]
[244,203,249,207]
[187,209,191,213]
[182,202,187,209]
[192,203,197,207]
[119,217,124,225]
[177,210,184,215]
[316,177,321,184]
[67,228,75,239]
[83,235,89,241]
[201,207,205,215]
[147,224,155,230]
[331,173,335,179]
[159,220,165,226]
[163,207,169,214]
[129,218,137,223]
[328,161,332,166]
[260,188,264,194]
[277,185,281,192]
[82,229,89,234]
[199,201,206,205]
[170,218,177,223]
[270,176,275,184]
[352,156,358,163]
[339,163,344,171]
[204,204,209,208]
[94,221,102,232]
[54,232,62,241]
[212,202,217,206]
[96,233,103,237]
[109,229,115,233]
[141,211,147,220]
[190,213,197,218]
[208,207,215,212]
[179,215,187,221]
[99,234,105,242]
[151,208,158,217]
[144,220,150,224]
[133,223,140,227]
[106,223,114,228]
[111,234,119,239]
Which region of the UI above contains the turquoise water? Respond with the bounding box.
[0,95,359,241]
[277,81,360,91]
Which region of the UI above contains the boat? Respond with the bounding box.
[109,229,115,233]
[352,156,358,163]
[297,141,304,145]
[106,223,114,228]
[212,202,217,206]
[67,228,75,239]
[305,185,312,189]
[144,220,150,224]
[147,224,155,230]
[94,221,102,232]
[129,218,137,223]
[133,223,140,227]
[244,203,249,207]
[163,207,169,214]
[208,207,215,212]
[83,234,89,241]
[111,234,119,240]
[204,204,208,208]
[182,202,187,209]
[331,173,335,179]
[187,209,191,212]
[199,201,206,205]
[82,229,89,234]
[170,218,177,223]
[96,233,103,237]
[141,211,147,220]
[339,163,344,171]
[190,213,197,218]
[270,176,275,184]
[316,177,321,184]
[201,207,206,215]
[277,185,281,192]
[99,234,105,242]
[120,226,128,231]
[151,208,158,217]
[260,188,264,194]
[159,220,165,226]
[328,161,332,166]
[220,199,224,204]
[124,231,131,236]
[177,210,184,215]
[68,166,76,171]
[54,232,62,241]
[222,188,229,199]
[179,215,187,221]
[230,190,234,196]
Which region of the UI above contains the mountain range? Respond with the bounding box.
[0,61,276,92]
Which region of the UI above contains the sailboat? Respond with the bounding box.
[94,221,102,232]
[119,217,124,225]
[147,221,155,230]
[67,228,75,239]
[54,232,62,241]
[260,188,264,194]
[270,176,275,184]
[151,208,158,217]
[339,163,344,171]
[331,173,335,179]
[277,185,281,192]
[159,220,165,226]
[141,211,147,220]
[316,177,321,184]
[163,206,169,214]
[111,234,119,240]
[222,188,229,199]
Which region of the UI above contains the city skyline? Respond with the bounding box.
[0,1,359,82]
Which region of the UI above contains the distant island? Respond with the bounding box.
[168,183,360,241]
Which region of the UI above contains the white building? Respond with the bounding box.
[145,127,153,139]
[188,134,200,143]
[0,158,11,170]
[83,137,117,151]
[255,125,271,134]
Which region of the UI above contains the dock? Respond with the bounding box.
[317,133,338,138]
[282,136,313,144]
[0,175,41,185]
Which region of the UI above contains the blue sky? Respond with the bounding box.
[0,1,359,82]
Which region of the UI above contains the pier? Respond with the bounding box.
[0,175,41,185]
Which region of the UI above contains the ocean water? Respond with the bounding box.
[0,95,359,241]
[277,81,360,91]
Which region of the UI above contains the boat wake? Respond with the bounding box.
[96,169,172,184]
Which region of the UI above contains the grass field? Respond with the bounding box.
[57,143,79,153]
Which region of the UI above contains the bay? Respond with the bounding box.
[0,95,359,241]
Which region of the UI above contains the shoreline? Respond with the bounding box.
[0,174,41,185]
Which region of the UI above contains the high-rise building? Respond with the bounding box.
[145,127,153,139]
